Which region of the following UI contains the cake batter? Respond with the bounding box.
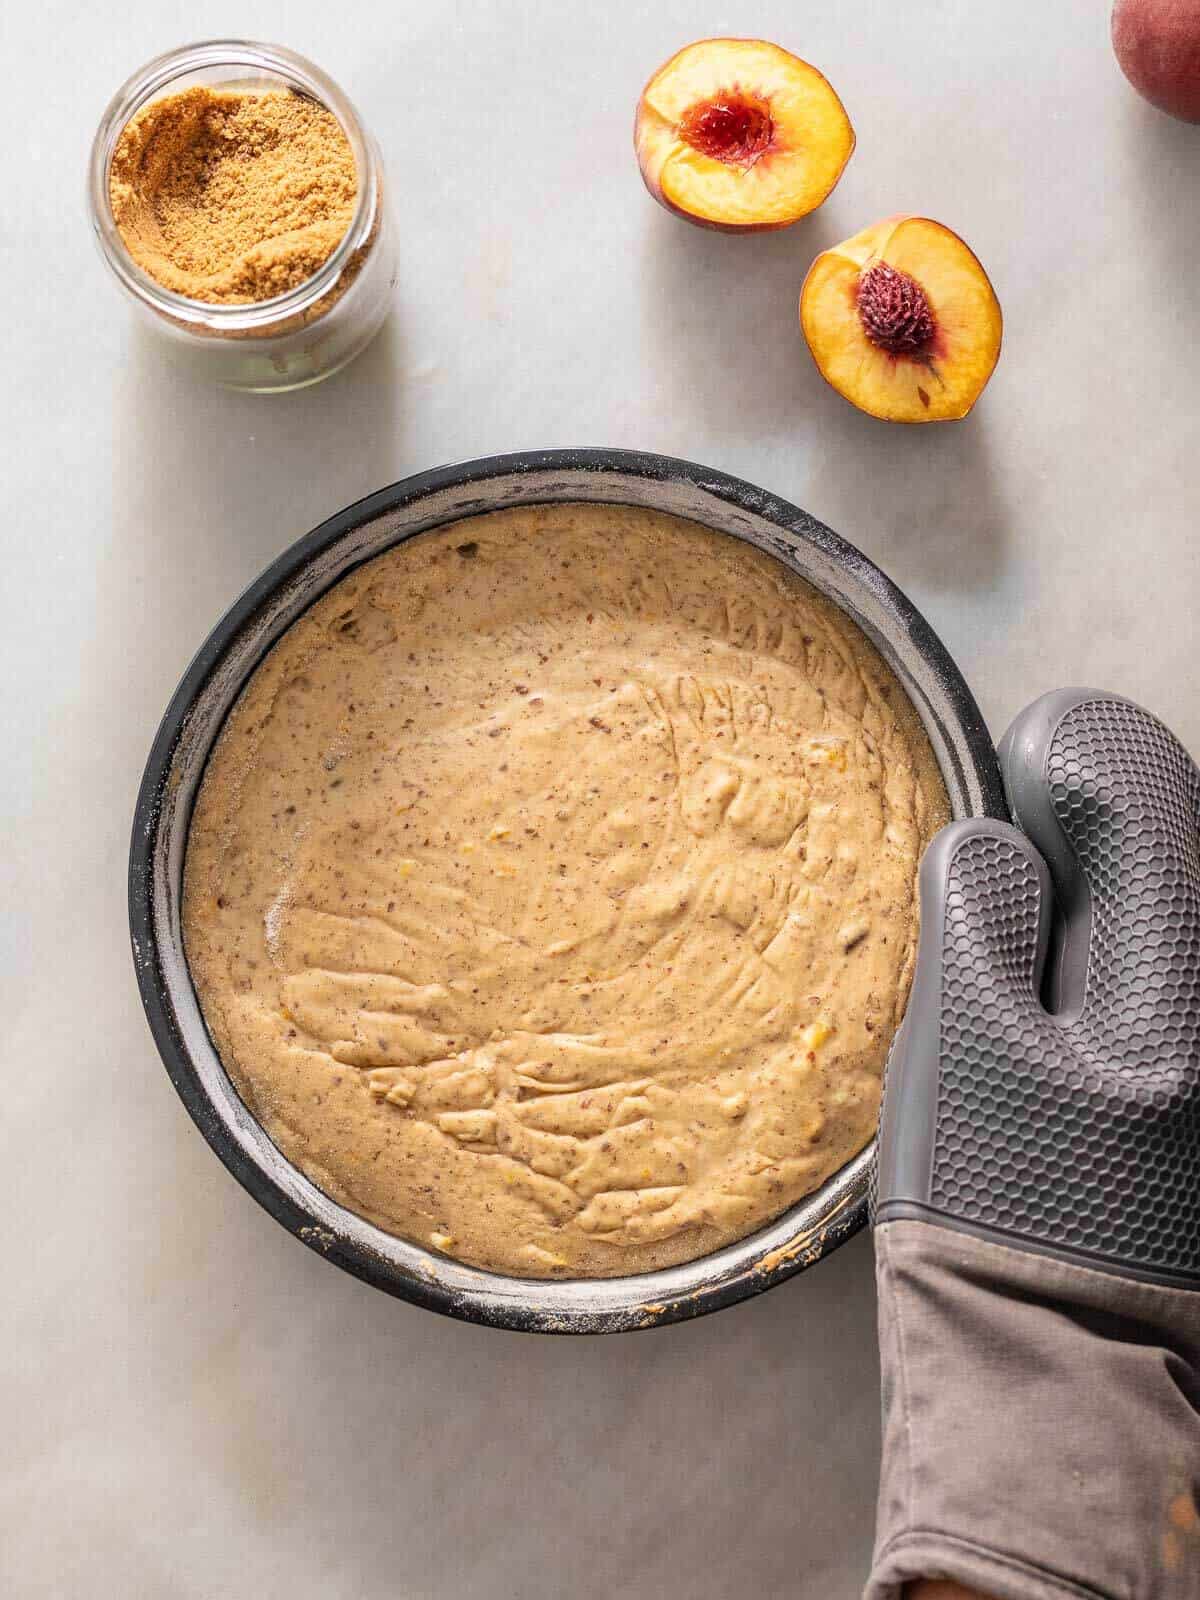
[183,504,947,1276]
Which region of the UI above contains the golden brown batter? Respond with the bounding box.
[184,505,948,1276]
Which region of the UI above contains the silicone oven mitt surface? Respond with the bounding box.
[866,691,1200,1600]
[874,688,1200,1289]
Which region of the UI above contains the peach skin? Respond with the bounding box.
[1112,0,1200,122]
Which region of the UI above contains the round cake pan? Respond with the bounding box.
[130,449,1004,1333]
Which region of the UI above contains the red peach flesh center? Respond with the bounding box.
[856,263,936,356]
[678,96,774,166]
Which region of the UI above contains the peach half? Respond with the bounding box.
[800,216,1003,423]
[634,38,854,231]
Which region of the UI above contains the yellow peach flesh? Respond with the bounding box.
[635,38,855,232]
[800,216,1002,423]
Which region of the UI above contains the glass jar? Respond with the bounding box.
[87,40,396,392]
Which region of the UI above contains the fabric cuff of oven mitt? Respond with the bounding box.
[864,1220,1200,1600]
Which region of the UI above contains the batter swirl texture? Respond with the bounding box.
[184,505,947,1276]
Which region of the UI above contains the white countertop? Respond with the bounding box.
[6,3,1197,1595]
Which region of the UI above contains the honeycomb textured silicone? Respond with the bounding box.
[928,700,1200,1281]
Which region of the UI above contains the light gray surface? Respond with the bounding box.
[4,2,1197,1596]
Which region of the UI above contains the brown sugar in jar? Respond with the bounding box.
[89,41,396,391]
[109,86,358,306]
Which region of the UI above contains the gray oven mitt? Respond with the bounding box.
[867,690,1200,1600]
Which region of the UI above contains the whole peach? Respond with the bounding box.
[1112,0,1200,122]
